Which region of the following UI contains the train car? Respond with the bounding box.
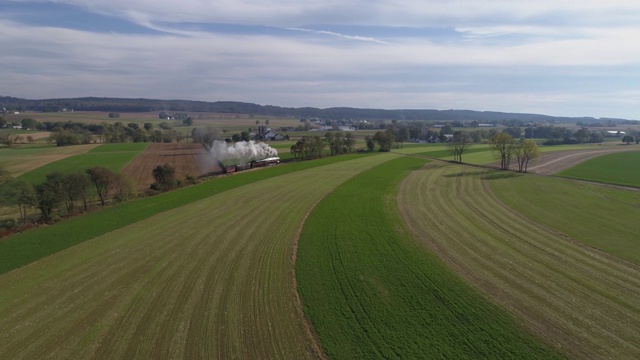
[236,163,252,171]
[222,157,280,174]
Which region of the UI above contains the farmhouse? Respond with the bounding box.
[606,130,625,137]
[264,131,285,141]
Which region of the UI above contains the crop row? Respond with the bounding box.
[296,157,558,358]
[398,162,640,359]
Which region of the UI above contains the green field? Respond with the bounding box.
[0,153,376,275]
[556,150,640,187]
[297,157,559,359]
[17,143,149,184]
[399,163,640,359]
[0,152,393,359]
[492,172,640,264]
[2,141,640,359]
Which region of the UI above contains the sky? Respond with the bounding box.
[1,1,640,119]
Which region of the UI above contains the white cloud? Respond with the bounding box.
[3,1,640,118]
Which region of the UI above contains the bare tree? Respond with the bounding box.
[448,132,473,163]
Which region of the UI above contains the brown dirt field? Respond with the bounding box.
[121,143,221,189]
[527,145,638,175]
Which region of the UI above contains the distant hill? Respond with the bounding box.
[1,96,637,124]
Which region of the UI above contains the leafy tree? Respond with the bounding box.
[62,172,91,212]
[344,132,356,153]
[290,136,325,160]
[183,117,193,126]
[490,132,517,170]
[503,127,522,139]
[622,135,634,144]
[240,131,250,142]
[364,135,375,151]
[144,123,153,131]
[514,139,541,173]
[35,172,66,219]
[573,127,590,144]
[112,173,137,201]
[0,170,34,224]
[13,180,37,224]
[86,167,115,206]
[373,131,395,152]
[151,163,177,190]
[448,132,473,163]
[21,118,38,130]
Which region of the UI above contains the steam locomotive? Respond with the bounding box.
[221,157,280,173]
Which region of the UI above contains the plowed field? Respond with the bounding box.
[122,143,220,189]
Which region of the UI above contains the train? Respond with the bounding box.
[221,156,280,174]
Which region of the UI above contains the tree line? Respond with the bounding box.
[3,96,638,124]
[0,163,195,233]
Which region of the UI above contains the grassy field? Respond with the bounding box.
[556,150,640,187]
[0,152,391,359]
[17,143,149,184]
[492,172,640,264]
[296,157,559,359]
[398,163,640,359]
[0,143,101,177]
[0,152,375,275]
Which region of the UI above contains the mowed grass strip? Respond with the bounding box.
[0,143,101,177]
[556,150,640,187]
[297,157,558,359]
[0,152,395,359]
[398,163,640,359]
[0,153,375,275]
[17,142,149,184]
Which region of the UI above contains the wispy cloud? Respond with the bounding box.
[286,27,389,44]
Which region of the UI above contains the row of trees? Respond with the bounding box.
[0,162,198,231]
[447,132,541,172]
[0,167,135,227]
[488,133,541,172]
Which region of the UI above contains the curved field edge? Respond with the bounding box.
[398,163,640,359]
[296,156,559,359]
[556,150,640,187]
[17,143,150,184]
[0,153,374,275]
[491,173,640,264]
[0,153,393,359]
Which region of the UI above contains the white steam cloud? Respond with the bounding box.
[206,140,279,164]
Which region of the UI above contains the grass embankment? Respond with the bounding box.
[0,153,374,275]
[297,157,559,359]
[0,152,393,359]
[556,150,640,187]
[17,143,149,184]
[399,163,640,359]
